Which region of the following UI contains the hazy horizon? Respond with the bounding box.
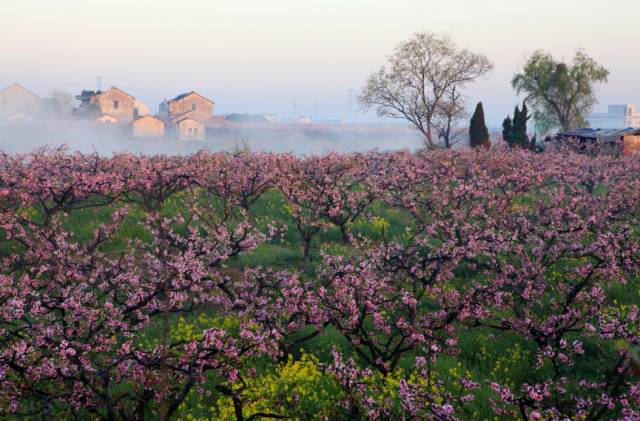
[2,0,639,127]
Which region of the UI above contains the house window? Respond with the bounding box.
[191,103,196,110]
[188,128,193,133]
[114,100,119,109]
[193,128,198,137]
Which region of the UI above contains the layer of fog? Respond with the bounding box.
[0,120,428,156]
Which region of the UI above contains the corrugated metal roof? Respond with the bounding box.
[557,128,640,139]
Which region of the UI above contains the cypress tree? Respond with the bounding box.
[513,105,522,146]
[469,102,490,149]
[512,105,523,145]
[503,102,535,149]
[513,101,531,148]
[502,116,513,146]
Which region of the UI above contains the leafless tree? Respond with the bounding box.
[359,32,492,148]
[433,87,468,148]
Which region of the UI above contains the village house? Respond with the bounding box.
[0,83,41,118]
[168,109,202,125]
[75,87,148,124]
[132,115,165,138]
[159,91,214,140]
[174,117,205,141]
[159,91,214,122]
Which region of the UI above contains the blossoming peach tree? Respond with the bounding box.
[0,147,638,420]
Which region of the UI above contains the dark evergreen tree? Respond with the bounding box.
[502,116,513,146]
[504,101,533,149]
[512,103,526,147]
[469,102,490,149]
[512,106,522,147]
[512,105,521,146]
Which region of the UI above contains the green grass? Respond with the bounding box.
[5,185,638,420]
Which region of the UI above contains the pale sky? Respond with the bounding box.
[1,0,639,126]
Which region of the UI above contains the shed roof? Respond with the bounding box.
[557,128,640,140]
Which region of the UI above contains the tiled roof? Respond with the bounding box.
[169,91,214,105]
[172,92,192,101]
[94,87,134,100]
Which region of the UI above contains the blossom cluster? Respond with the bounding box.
[0,146,639,420]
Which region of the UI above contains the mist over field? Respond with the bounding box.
[0,120,426,156]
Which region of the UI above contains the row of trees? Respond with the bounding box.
[359,32,609,147]
[1,148,639,419]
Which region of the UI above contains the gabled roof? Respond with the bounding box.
[175,115,205,125]
[0,83,40,99]
[94,87,135,101]
[170,109,207,124]
[169,91,214,105]
[134,115,165,124]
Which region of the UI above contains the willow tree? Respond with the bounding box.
[359,32,493,148]
[512,49,609,133]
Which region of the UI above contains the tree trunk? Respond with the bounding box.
[339,224,350,245]
[444,115,452,148]
[420,123,435,148]
[158,291,170,421]
[426,127,434,148]
[303,239,311,267]
[426,127,442,149]
[233,395,244,421]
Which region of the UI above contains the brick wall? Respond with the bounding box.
[169,93,213,121]
[92,89,135,123]
[623,135,640,156]
[132,116,165,138]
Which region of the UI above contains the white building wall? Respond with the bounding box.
[589,104,640,129]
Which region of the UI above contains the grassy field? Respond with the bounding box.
[4,152,638,420]
[32,190,596,420]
